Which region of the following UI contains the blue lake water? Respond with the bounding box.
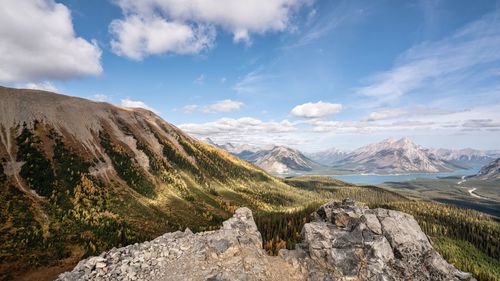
[331,168,480,185]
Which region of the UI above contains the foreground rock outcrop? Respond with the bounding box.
[58,199,475,281]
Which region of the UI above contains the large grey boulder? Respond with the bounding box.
[283,198,474,281]
[57,199,475,281]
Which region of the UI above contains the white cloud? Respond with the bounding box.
[367,108,407,121]
[110,0,310,59]
[21,81,58,92]
[179,117,296,136]
[176,103,500,150]
[233,69,267,94]
[308,103,500,134]
[357,11,500,103]
[365,106,461,121]
[110,15,215,60]
[202,100,243,113]
[0,0,102,83]
[182,100,244,113]
[462,119,500,129]
[182,104,199,113]
[291,101,342,118]
[121,98,159,114]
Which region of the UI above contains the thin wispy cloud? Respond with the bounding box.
[91,94,111,102]
[357,10,500,104]
[194,74,206,85]
[284,0,368,49]
[181,100,244,114]
[202,100,243,113]
[233,68,268,94]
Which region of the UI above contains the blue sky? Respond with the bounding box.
[1,0,500,151]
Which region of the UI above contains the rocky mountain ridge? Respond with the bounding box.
[0,87,319,279]
[58,199,474,281]
[473,158,500,180]
[207,138,496,175]
[306,148,350,166]
[245,146,323,174]
[203,139,322,174]
[428,148,495,168]
[334,137,455,174]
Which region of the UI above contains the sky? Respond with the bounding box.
[1,0,500,152]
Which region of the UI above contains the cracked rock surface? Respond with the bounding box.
[58,199,475,281]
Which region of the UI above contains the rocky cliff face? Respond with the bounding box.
[58,199,474,281]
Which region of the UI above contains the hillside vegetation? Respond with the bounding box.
[255,176,500,281]
[0,88,348,280]
[1,88,498,281]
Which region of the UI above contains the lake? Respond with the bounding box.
[331,168,480,185]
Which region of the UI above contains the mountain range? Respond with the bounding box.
[208,137,497,175]
[204,139,323,174]
[0,87,326,279]
[332,137,457,174]
[0,87,498,281]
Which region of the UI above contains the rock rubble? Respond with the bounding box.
[58,199,475,281]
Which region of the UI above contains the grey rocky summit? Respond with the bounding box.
[58,199,475,281]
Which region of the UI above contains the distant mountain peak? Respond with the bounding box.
[338,137,453,174]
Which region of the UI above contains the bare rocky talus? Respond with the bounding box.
[57,199,475,281]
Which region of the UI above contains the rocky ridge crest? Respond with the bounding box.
[58,199,475,281]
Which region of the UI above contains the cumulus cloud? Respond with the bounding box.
[110,0,310,59]
[177,103,500,149]
[291,101,343,118]
[0,0,102,83]
[121,99,159,114]
[179,117,296,136]
[110,16,215,60]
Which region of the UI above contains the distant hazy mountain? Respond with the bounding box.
[429,148,494,168]
[206,140,323,174]
[307,148,350,166]
[202,139,262,162]
[473,158,500,180]
[245,146,323,174]
[335,137,455,174]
